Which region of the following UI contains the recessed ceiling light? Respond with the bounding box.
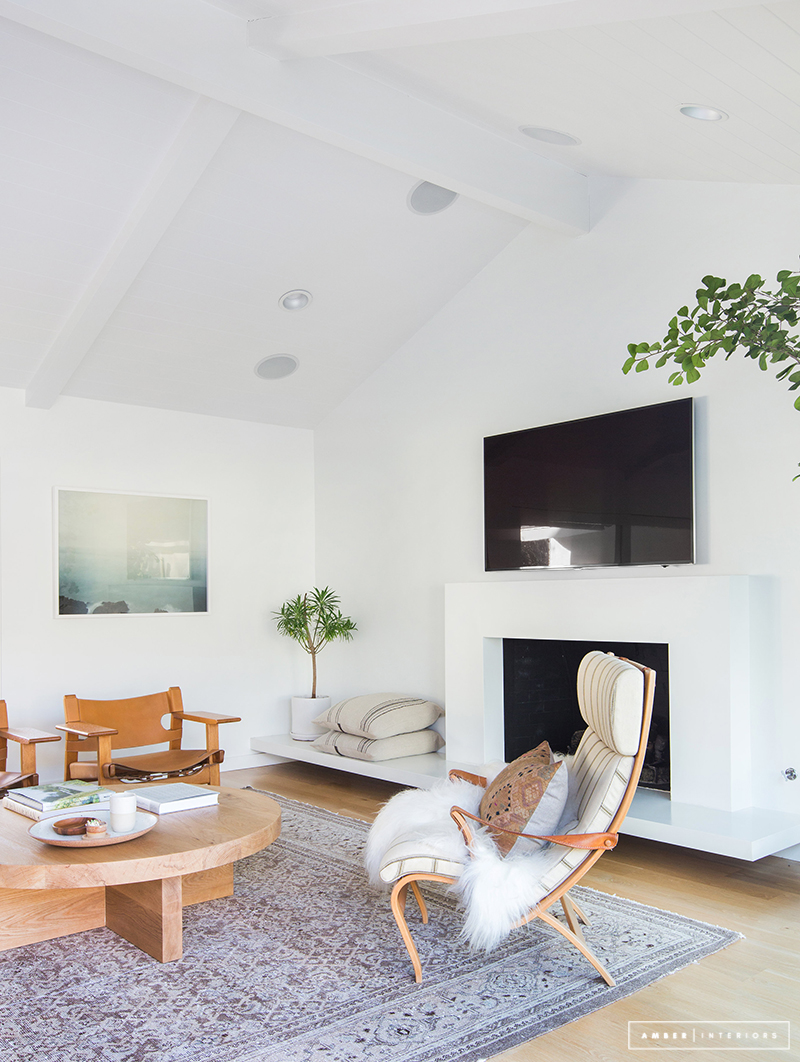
[680,105,728,122]
[255,354,299,380]
[407,181,458,215]
[279,289,312,310]
[519,126,581,146]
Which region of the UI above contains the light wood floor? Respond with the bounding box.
[222,762,800,1062]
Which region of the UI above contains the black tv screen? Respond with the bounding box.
[484,398,694,571]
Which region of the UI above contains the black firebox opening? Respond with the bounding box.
[502,638,670,791]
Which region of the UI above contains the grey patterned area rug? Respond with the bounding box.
[0,792,741,1062]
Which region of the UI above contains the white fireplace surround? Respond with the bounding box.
[445,575,754,812]
[443,574,800,859]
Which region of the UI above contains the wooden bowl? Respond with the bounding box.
[51,816,90,836]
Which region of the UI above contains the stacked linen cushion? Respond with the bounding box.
[311,694,444,761]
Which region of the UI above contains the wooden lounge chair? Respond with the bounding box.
[371,652,655,984]
[0,700,60,793]
[57,687,240,786]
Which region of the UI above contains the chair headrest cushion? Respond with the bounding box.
[577,651,644,756]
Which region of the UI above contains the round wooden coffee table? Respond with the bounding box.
[0,785,281,961]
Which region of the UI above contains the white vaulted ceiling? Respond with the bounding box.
[356,3,800,183]
[61,114,527,425]
[2,0,800,426]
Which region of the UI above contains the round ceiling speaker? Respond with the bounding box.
[255,355,299,380]
[407,181,459,215]
[679,104,728,121]
[279,289,312,310]
[519,126,581,146]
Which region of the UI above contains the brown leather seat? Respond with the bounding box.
[57,687,240,786]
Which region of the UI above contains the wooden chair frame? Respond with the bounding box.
[56,687,240,786]
[389,658,656,984]
[0,700,60,793]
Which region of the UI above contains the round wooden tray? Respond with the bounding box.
[29,809,158,847]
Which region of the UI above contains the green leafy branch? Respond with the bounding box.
[273,586,356,698]
[623,268,800,478]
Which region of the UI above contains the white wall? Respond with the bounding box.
[0,388,315,782]
[314,177,800,825]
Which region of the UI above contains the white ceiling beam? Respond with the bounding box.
[25,97,241,409]
[0,0,589,234]
[247,0,763,58]
[202,0,271,17]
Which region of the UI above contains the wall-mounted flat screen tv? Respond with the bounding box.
[484,397,695,571]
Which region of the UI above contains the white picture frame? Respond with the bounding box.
[56,488,208,616]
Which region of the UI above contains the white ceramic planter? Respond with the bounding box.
[291,695,330,741]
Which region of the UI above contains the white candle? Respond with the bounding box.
[109,791,138,833]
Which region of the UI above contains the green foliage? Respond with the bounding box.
[273,587,356,698]
[623,268,800,479]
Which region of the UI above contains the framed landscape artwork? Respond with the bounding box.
[57,489,208,616]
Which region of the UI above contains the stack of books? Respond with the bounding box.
[129,783,219,814]
[2,780,115,820]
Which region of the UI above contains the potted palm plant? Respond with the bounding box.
[273,587,357,740]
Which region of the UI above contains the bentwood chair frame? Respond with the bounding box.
[0,699,60,794]
[389,657,655,985]
[57,687,240,786]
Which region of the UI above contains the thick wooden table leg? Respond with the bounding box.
[182,864,233,906]
[106,877,183,962]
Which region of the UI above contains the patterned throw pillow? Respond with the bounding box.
[479,741,568,855]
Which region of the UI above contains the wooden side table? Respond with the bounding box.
[0,785,280,961]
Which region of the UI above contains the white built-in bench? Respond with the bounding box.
[249,733,800,861]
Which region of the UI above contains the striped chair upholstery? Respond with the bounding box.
[538,651,643,895]
[378,838,467,884]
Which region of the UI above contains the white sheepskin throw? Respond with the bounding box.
[364,777,483,887]
[365,761,582,953]
[453,828,567,951]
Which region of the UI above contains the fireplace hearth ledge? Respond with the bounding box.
[624,789,800,861]
[248,736,800,861]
